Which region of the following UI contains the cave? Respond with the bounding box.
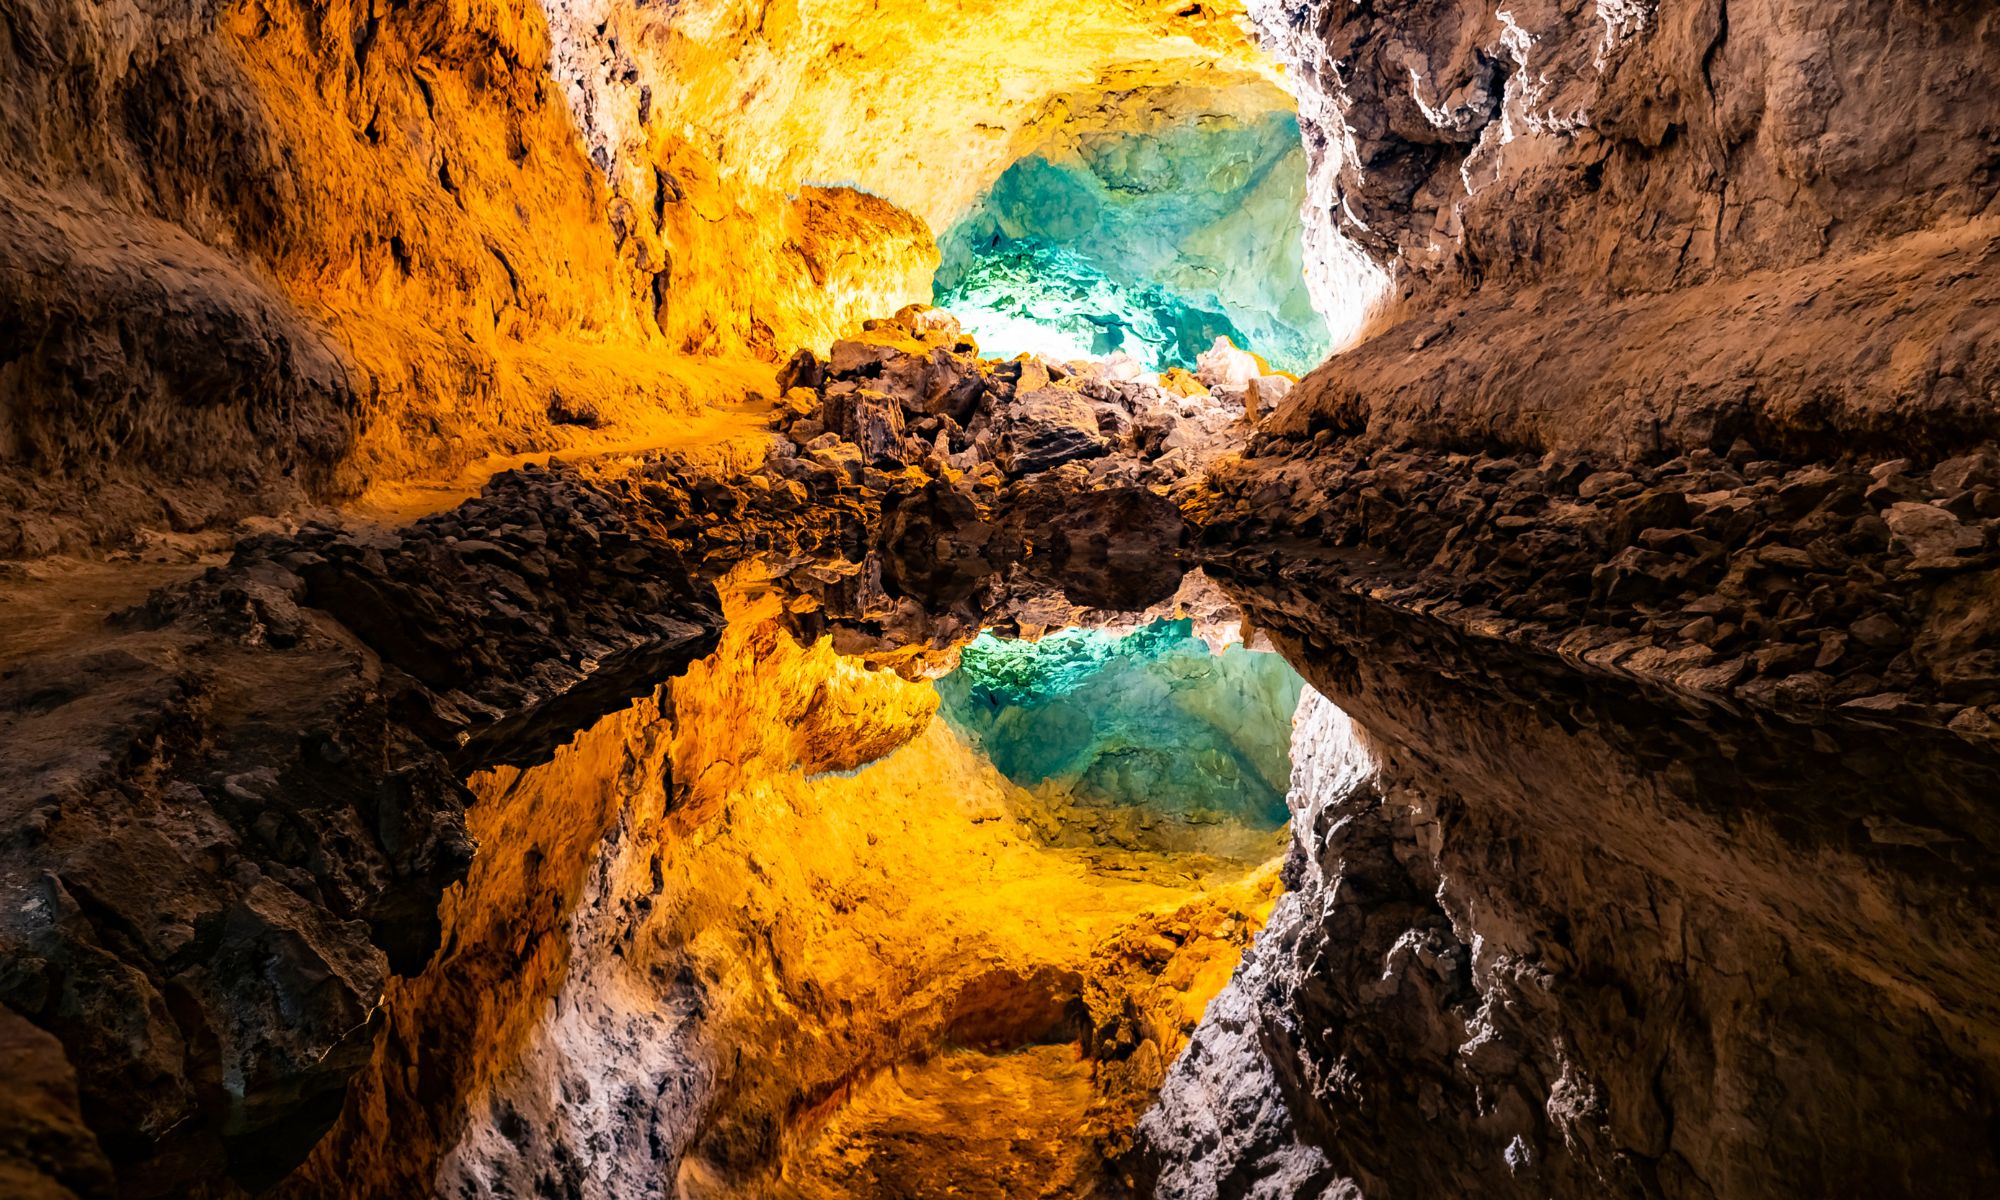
[3,2,2000,1200]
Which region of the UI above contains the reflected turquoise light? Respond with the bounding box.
[934,619,1305,829]
[933,111,1333,374]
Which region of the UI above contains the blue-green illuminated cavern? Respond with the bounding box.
[933,108,1333,374]
[934,619,1307,836]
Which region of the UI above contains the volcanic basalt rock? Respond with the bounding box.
[1194,441,2000,725]
[1252,0,2000,454]
[2,0,2000,1194]
[1134,554,2000,1198]
[0,467,723,1195]
[770,305,1265,491]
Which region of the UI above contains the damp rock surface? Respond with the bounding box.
[2,0,1999,1195]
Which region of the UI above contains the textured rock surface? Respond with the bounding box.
[0,0,1274,553]
[1250,0,2000,452]
[291,583,1284,1199]
[4,0,2000,1195]
[0,0,716,551]
[937,619,1305,847]
[935,96,1330,371]
[0,466,722,1195]
[537,0,1276,238]
[1131,552,2000,1197]
[1196,443,2000,720]
[0,1007,115,1200]
[1114,14,2000,1189]
[774,305,1258,495]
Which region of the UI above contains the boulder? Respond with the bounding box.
[1884,501,1986,567]
[1246,374,1293,421]
[1194,337,1263,390]
[1102,352,1148,382]
[893,303,962,339]
[998,385,1109,475]
[776,348,824,393]
[821,383,907,465]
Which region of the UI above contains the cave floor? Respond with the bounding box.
[0,384,777,670]
[347,391,779,527]
[0,554,222,668]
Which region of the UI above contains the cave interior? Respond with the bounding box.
[1,0,1998,1198]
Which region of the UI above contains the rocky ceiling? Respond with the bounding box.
[0,0,1288,556]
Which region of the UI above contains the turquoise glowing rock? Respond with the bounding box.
[933,112,1332,374]
[934,620,1305,829]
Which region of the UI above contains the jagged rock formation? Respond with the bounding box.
[0,467,722,1195]
[0,0,1288,556]
[1137,553,2000,1197]
[3,0,2000,1195]
[1196,443,2000,721]
[1118,5,2000,1195]
[355,588,1284,1200]
[2,0,715,552]
[1252,0,2000,453]
[774,305,1280,490]
[936,620,1304,850]
[0,370,1245,1197]
[934,92,1329,371]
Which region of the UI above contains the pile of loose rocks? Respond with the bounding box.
[768,305,1284,492]
[1200,435,2000,732]
[594,307,1295,647]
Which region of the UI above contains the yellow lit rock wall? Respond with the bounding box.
[0,0,942,548]
[282,689,680,1198]
[538,0,1278,234]
[289,584,1282,1196]
[638,589,1281,1194]
[2,0,1283,552]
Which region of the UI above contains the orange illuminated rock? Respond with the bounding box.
[3,0,1275,551]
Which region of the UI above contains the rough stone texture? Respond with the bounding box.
[0,338,1245,1199]
[4,1,1999,1195]
[534,0,1278,238]
[1132,551,2000,1198]
[778,306,1256,495]
[0,1007,116,1200]
[296,584,1282,1199]
[1196,442,2000,721]
[1250,0,2000,456]
[0,0,947,554]
[0,466,721,1196]
[1131,14,2000,1189]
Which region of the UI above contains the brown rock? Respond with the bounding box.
[1883,502,1985,565]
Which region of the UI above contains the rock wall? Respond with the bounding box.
[1134,12,2000,1191]
[535,0,1276,237]
[934,87,1330,372]
[1129,538,2000,1197]
[1,0,669,551]
[295,584,1282,1199]
[1251,0,2000,455]
[0,464,723,1196]
[0,0,962,554]
[936,620,1305,845]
